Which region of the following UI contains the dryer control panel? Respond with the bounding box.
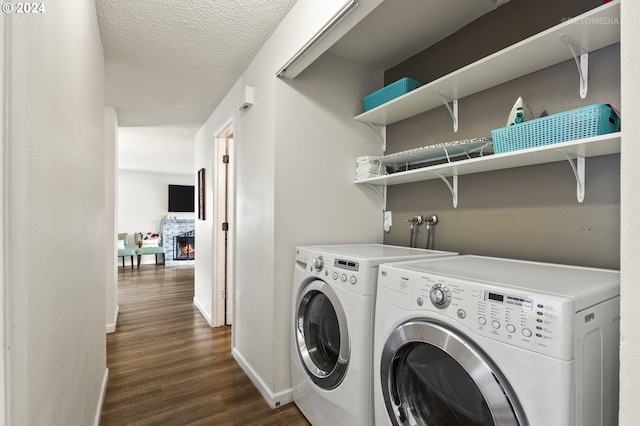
[379,267,577,360]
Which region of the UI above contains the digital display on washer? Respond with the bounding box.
[485,291,533,310]
[334,259,359,271]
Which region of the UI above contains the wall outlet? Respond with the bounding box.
[384,211,392,232]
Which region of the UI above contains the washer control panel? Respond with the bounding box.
[379,267,576,360]
[296,249,376,296]
[330,257,360,287]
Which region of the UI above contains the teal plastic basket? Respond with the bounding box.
[491,104,620,154]
[364,77,424,111]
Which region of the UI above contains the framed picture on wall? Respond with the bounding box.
[198,168,205,220]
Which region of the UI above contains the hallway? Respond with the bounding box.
[101,266,308,425]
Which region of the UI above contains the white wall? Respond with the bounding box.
[193,131,216,324]
[271,52,383,392]
[195,0,384,407]
[194,119,228,327]
[3,1,108,424]
[118,125,197,175]
[0,9,6,422]
[105,107,119,333]
[117,170,195,266]
[619,0,640,422]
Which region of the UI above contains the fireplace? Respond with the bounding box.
[173,230,195,261]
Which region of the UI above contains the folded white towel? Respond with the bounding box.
[356,170,387,180]
[356,163,384,173]
[356,156,380,165]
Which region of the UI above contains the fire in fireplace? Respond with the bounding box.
[173,230,195,261]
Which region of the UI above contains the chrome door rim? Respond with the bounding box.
[295,279,350,389]
[381,320,525,426]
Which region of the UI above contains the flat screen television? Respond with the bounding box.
[168,184,195,212]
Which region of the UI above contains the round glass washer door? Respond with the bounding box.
[380,320,526,426]
[295,279,349,390]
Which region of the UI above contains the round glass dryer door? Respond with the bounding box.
[380,320,525,426]
[295,279,349,390]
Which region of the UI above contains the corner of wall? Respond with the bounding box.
[105,305,119,334]
[193,297,213,327]
[231,347,293,409]
[93,368,109,426]
[619,0,640,422]
[105,106,119,335]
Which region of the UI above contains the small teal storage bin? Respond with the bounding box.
[491,104,620,154]
[364,77,424,111]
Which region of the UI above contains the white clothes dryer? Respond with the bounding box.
[374,255,620,426]
[291,244,457,426]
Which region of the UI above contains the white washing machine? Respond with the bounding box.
[374,255,620,426]
[291,244,457,426]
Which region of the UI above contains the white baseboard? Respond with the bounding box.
[105,304,119,334]
[231,347,293,409]
[94,368,109,426]
[193,297,213,327]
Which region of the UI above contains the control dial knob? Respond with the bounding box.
[429,284,451,309]
[311,256,324,271]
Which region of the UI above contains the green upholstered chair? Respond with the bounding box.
[118,233,135,269]
[135,232,165,268]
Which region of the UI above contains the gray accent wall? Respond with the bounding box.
[382,1,620,269]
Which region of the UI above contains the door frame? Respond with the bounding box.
[212,118,235,326]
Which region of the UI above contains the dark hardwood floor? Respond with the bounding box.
[101,265,309,426]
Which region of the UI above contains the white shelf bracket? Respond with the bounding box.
[559,151,585,203]
[430,91,459,132]
[559,34,588,99]
[432,172,458,208]
[363,183,387,210]
[361,121,386,150]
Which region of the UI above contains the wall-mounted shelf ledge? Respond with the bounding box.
[354,1,620,126]
[355,133,620,194]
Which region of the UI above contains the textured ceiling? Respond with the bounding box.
[97,0,297,128]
